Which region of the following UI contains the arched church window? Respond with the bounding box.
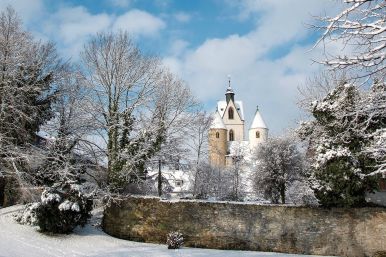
[256,131,260,138]
[216,132,219,138]
[228,107,234,119]
[229,130,234,141]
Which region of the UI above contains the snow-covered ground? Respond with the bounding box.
[0,205,324,257]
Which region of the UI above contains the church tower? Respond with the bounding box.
[208,111,227,167]
[217,77,245,142]
[209,76,268,167]
[248,106,268,149]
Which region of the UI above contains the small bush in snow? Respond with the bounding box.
[15,202,40,226]
[166,231,184,249]
[35,182,93,233]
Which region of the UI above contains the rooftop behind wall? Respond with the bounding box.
[103,197,386,257]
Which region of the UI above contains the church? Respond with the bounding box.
[209,78,268,167]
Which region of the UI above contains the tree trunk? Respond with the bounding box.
[158,159,162,197]
[280,183,286,204]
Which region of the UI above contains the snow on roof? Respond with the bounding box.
[217,100,244,120]
[210,111,226,129]
[147,169,193,192]
[250,108,267,129]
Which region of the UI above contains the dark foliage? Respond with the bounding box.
[166,231,184,249]
[35,182,92,234]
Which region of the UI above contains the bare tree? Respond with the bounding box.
[186,111,212,196]
[35,67,106,189]
[82,32,199,193]
[297,71,347,111]
[253,136,304,204]
[193,163,234,200]
[314,0,385,81]
[81,31,162,191]
[227,143,249,201]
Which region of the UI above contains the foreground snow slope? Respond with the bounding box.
[0,205,324,257]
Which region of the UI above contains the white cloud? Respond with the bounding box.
[168,39,189,57]
[55,6,111,44]
[113,9,166,37]
[37,6,112,58]
[9,4,166,59]
[0,0,347,134]
[163,0,344,134]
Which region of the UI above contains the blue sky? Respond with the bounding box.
[0,0,345,135]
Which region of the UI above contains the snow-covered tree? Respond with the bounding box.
[193,163,234,200]
[315,0,385,81]
[0,7,65,204]
[227,143,249,201]
[35,68,104,188]
[0,7,64,150]
[81,32,199,193]
[253,136,304,204]
[298,82,381,207]
[81,31,161,191]
[297,71,346,112]
[186,111,212,166]
[187,112,213,196]
[360,80,386,176]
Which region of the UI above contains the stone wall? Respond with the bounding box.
[103,197,386,257]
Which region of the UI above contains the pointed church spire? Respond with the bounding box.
[250,106,267,129]
[225,75,235,103]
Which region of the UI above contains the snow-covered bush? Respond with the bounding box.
[35,182,93,233]
[166,231,184,249]
[15,202,40,226]
[298,82,383,207]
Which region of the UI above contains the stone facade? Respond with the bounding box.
[208,128,227,167]
[103,197,386,257]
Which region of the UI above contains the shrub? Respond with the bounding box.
[35,182,93,233]
[15,202,40,226]
[166,231,184,249]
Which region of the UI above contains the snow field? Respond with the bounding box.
[0,205,329,257]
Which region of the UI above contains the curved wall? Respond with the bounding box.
[103,197,386,257]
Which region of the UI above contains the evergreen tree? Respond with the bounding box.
[299,82,380,207]
[361,81,386,176]
[0,7,65,203]
[0,7,63,148]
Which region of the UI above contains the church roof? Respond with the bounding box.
[250,107,267,129]
[210,111,227,129]
[217,100,244,120]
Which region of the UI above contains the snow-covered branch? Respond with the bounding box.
[314,0,385,81]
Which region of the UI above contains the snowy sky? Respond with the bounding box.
[0,0,346,135]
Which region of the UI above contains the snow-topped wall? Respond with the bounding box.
[103,197,386,257]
